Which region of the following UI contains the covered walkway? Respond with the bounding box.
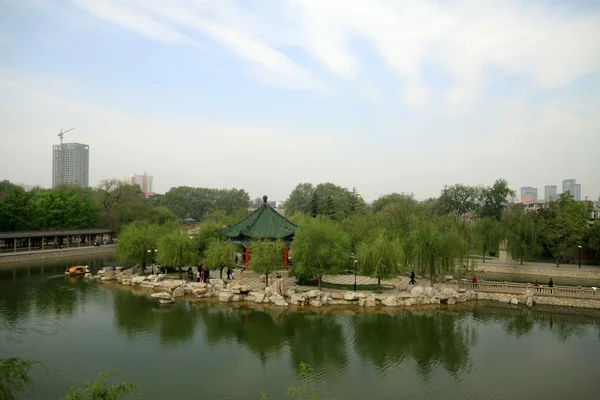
[0,228,115,253]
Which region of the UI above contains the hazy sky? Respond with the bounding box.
[1,0,599,202]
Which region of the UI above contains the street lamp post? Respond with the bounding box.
[354,257,358,292]
[578,245,582,269]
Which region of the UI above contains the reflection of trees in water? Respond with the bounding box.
[112,290,198,344]
[353,311,477,380]
[199,307,349,373]
[0,277,99,324]
[471,303,597,342]
[286,312,348,376]
[200,307,288,363]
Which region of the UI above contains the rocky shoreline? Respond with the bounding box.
[91,267,545,309]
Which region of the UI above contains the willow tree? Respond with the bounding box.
[292,216,351,290]
[156,228,197,278]
[358,234,405,292]
[406,216,468,286]
[473,217,503,262]
[250,239,284,287]
[115,220,165,266]
[503,209,537,265]
[203,239,236,279]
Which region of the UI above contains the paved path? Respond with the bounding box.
[476,259,600,272]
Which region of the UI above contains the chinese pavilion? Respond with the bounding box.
[218,195,297,270]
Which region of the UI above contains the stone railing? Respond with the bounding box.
[458,281,600,299]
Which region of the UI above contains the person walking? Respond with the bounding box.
[548,278,554,294]
[409,271,416,285]
[226,267,233,280]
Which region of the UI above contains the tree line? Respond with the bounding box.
[0,180,249,233]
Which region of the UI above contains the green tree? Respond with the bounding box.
[437,184,483,216]
[473,217,503,262]
[310,191,319,218]
[503,209,537,265]
[60,371,141,400]
[156,228,198,278]
[0,186,33,231]
[193,220,224,259]
[115,221,165,265]
[586,222,600,261]
[203,239,236,279]
[406,216,468,286]
[285,183,315,216]
[479,178,516,221]
[250,240,284,286]
[358,234,405,291]
[371,192,417,214]
[160,186,249,221]
[291,217,351,290]
[539,193,588,266]
[0,357,44,400]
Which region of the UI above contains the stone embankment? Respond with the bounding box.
[91,267,584,309]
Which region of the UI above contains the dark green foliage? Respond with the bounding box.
[250,239,284,286]
[291,217,351,290]
[538,193,588,266]
[473,217,503,262]
[159,186,250,221]
[203,239,237,279]
[358,234,405,291]
[59,371,141,400]
[286,182,365,220]
[503,209,537,265]
[0,357,45,400]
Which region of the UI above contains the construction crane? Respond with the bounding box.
[57,127,76,186]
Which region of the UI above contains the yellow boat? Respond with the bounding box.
[65,265,89,277]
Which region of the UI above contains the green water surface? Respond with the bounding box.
[1,256,599,400]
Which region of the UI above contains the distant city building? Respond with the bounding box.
[562,179,581,200]
[544,185,557,201]
[520,187,537,203]
[572,184,581,201]
[52,142,89,188]
[131,173,153,192]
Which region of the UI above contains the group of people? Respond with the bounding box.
[188,264,210,283]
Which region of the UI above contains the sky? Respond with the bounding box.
[0,0,599,203]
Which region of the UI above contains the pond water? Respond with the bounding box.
[1,257,600,400]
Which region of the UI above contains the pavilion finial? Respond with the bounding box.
[263,195,268,204]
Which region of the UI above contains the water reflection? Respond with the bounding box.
[353,311,476,380]
[470,303,599,342]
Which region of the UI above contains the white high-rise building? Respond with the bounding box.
[545,185,557,201]
[52,143,89,188]
[520,187,537,203]
[562,179,581,200]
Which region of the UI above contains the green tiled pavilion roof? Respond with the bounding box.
[218,195,297,241]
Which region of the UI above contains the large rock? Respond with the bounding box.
[447,298,456,305]
[275,299,289,307]
[219,293,233,302]
[193,288,208,295]
[121,280,131,286]
[358,298,367,307]
[365,297,377,307]
[84,273,93,280]
[309,299,322,308]
[382,296,397,307]
[510,298,519,305]
[254,293,266,304]
[173,287,185,298]
[285,289,296,298]
[156,274,167,282]
[404,298,416,306]
[151,292,173,300]
[440,287,459,298]
[307,290,320,298]
[498,296,511,304]
[131,276,146,285]
[330,292,345,300]
[159,298,175,305]
[343,292,359,301]
[410,286,424,297]
[290,294,306,306]
[423,287,433,297]
[444,275,453,281]
[101,271,117,281]
[526,296,534,307]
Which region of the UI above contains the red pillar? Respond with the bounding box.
[245,244,249,269]
[284,244,289,270]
